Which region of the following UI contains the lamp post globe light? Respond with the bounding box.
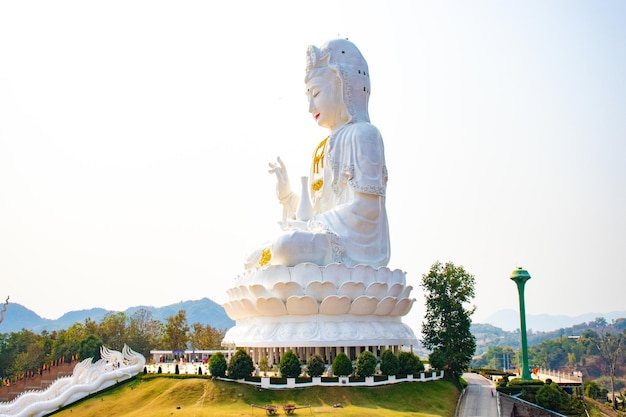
[510,267,532,380]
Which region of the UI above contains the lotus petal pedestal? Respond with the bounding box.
[222,263,417,364]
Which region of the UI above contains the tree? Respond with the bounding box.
[470,345,515,370]
[99,312,128,351]
[397,351,424,375]
[306,354,325,377]
[52,322,88,363]
[593,328,624,409]
[127,309,162,358]
[584,381,605,400]
[259,356,270,376]
[331,352,353,377]
[355,350,377,377]
[189,323,225,350]
[279,350,302,378]
[536,382,563,411]
[3,330,49,377]
[78,334,102,362]
[421,261,476,380]
[161,310,190,351]
[227,349,254,380]
[208,352,227,378]
[0,330,43,378]
[379,349,399,376]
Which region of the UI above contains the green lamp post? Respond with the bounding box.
[510,267,532,380]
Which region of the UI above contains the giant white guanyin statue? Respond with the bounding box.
[244,38,389,269]
[222,39,415,361]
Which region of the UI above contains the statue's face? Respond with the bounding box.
[306,69,348,130]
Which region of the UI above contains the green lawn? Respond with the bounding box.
[50,375,460,417]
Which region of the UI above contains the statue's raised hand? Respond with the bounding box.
[268,157,292,201]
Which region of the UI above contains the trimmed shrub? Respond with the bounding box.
[355,350,377,377]
[208,352,227,378]
[306,354,326,377]
[227,349,254,380]
[331,352,353,377]
[279,350,302,378]
[269,377,287,385]
[536,382,563,411]
[398,351,424,375]
[379,349,399,376]
[259,356,270,376]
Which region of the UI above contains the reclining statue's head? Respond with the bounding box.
[305,38,371,127]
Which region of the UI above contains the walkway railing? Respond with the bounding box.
[145,363,444,389]
[535,368,582,384]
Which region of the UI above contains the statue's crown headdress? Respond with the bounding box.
[305,38,370,123]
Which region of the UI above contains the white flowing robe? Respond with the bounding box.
[306,121,390,267]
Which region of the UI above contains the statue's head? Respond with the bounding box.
[305,39,370,123]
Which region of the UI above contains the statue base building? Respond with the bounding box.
[221,263,417,365]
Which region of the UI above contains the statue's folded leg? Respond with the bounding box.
[243,241,271,269]
[270,230,333,267]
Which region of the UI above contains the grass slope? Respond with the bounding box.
[51,375,459,417]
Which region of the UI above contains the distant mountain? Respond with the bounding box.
[0,304,57,333]
[479,309,626,332]
[0,298,234,334]
[4,300,624,339]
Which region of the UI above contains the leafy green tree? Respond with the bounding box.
[0,330,46,378]
[355,350,377,377]
[52,322,87,363]
[227,349,254,379]
[0,333,10,376]
[161,310,190,351]
[279,350,302,378]
[9,332,47,377]
[208,352,227,377]
[536,382,563,411]
[584,381,605,400]
[78,334,102,362]
[306,354,325,377]
[421,261,476,380]
[331,352,353,377]
[189,323,226,350]
[593,329,624,409]
[127,309,162,358]
[398,351,424,375]
[259,356,270,376]
[379,349,399,376]
[99,312,128,351]
[471,345,516,370]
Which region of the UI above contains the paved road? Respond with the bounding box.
[457,373,498,417]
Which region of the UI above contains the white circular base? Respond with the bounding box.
[222,314,417,347]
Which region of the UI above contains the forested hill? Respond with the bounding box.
[472,317,626,355]
[3,297,625,352]
[0,298,234,334]
[477,308,626,332]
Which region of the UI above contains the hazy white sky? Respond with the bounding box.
[1,1,625,334]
